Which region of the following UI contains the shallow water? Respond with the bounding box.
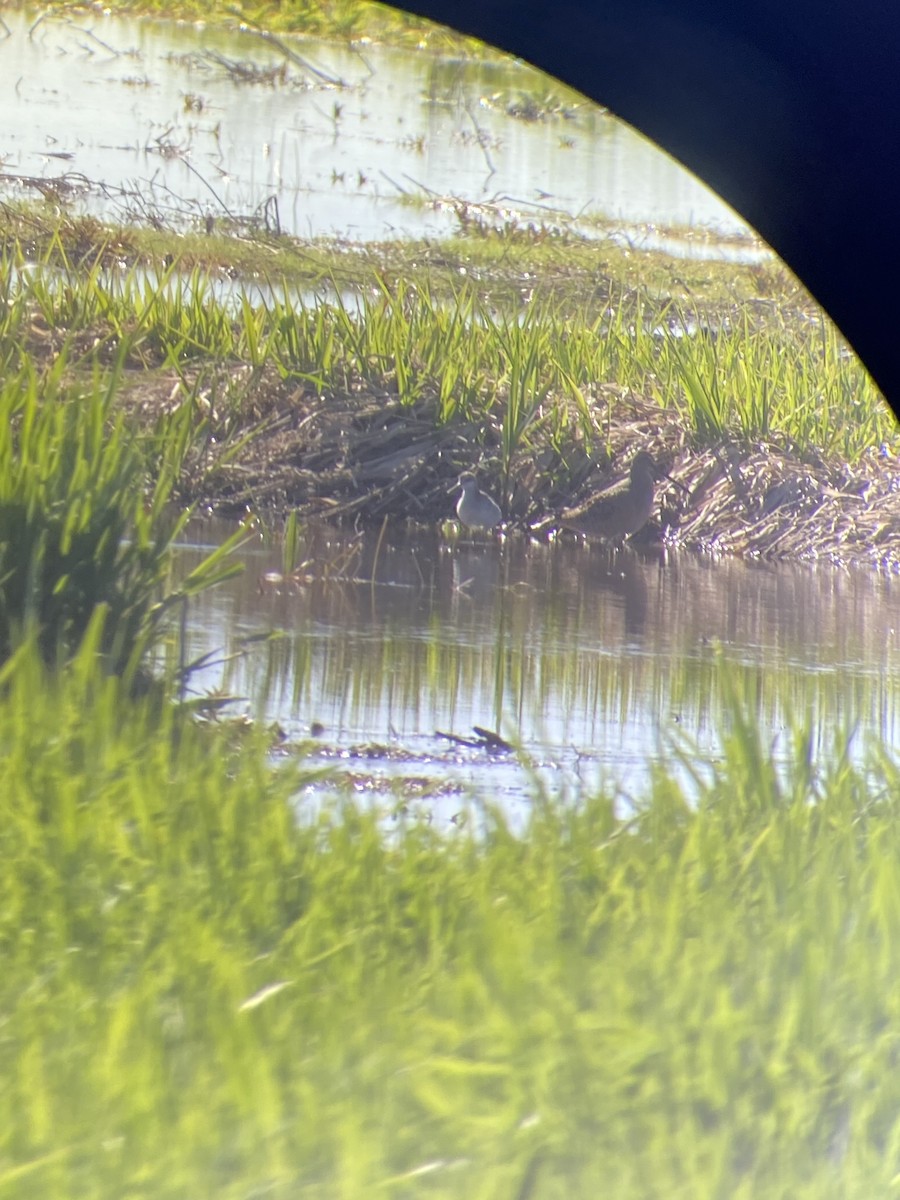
[0,7,761,255]
[172,519,899,828]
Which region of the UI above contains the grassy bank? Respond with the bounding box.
[1,217,896,566]
[1,645,898,1198]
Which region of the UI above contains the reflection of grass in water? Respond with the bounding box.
[239,584,896,762]
[2,646,899,1196]
[218,524,898,756]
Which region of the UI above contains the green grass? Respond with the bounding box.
[0,640,899,1197]
[2,241,893,479]
[0,294,244,673]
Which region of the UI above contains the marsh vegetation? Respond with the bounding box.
[0,2,898,1197]
[2,212,896,566]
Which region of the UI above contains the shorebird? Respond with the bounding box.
[558,451,676,541]
[456,473,502,530]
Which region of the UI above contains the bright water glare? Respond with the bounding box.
[0,8,762,253]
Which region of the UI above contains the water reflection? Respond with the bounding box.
[172,519,899,823]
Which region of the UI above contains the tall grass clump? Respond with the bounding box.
[648,307,891,455]
[0,358,240,675]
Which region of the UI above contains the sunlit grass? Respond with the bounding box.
[1,638,899,1197]
[0,331,244,673]
[2,245,893,476]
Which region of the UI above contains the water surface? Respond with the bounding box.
[173,520,899,827]
[0,8,761,254]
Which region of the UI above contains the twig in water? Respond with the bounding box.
[463,96,497,178]
[230,9,348,87]
[72,24,121,57]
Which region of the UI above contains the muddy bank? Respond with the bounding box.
[124,363,900,571]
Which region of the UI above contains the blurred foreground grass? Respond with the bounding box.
[1,639,899,1198]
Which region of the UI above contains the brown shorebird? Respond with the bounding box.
[558,451,676,541]
[456,473,502,530]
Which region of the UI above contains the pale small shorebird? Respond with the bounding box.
[558,451,677,541]
[456,473,502,530]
